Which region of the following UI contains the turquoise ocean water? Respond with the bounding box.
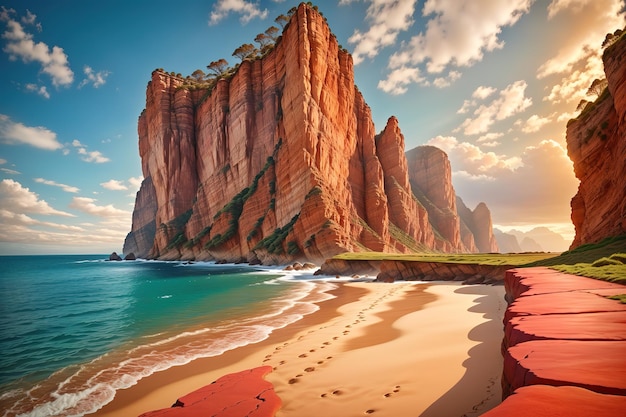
[0,255,335,417]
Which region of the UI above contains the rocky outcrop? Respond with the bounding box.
[456,197,499,253]
[493,229,523,253]
[494,267,626,415]
[481,385,626,417]
[406,146,476,252]
[123,3,498,263]
[567,33,626,249]
[139,366,280,417]
[405,145,499,254]
[108,252,122,261]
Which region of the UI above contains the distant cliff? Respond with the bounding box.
[567,32,626,248]
[124,3,497,263]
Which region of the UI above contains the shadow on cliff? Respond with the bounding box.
[419,285,506,417]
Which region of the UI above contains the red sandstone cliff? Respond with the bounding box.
[567,33,626,248]
[123,4,497,262]
[404,144,498,253]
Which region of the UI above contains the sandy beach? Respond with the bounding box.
[92,281,505,417]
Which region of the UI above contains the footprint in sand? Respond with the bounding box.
[298,353,308,358]
[384,385,401,398]
[310,349,316,352]
[288,378,299,384]
[279,360,286,365]
[323,342,330,345]
[304,367,315,372]
[365,410,376,414]
[332,390,343,395]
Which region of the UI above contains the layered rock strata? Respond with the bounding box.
[405,146,499,254]
[139,366,280,417]
[567,33,626,248]
[123,3,497,263]
[489,267,626,417]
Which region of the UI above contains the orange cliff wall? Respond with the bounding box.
[123,4,497,263]
[567,34,626,248]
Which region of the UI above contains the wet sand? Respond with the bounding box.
[91,282,505,417]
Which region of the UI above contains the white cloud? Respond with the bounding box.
[379,0,532,93]
[0,114,63,150]
[427,135,522,175]
[209,0,268,25]
[100,179,128,191]
[128,176,143,190]
[456,80,532,135]
[1,16,73,86]
[538,0,625,79]
[345,0,417,65]
[520,114,552,133]
[1,167,20,175]
[472,85,497,100]
[543,48,604,104]
[78,65,110,88]
[71,139,110,163]
[69,196,130,218]
[476,132,504,143]
[34,177,79,193]
[25,83,49,98]
[0,178,74,217]
[0,209,84,232]
[378,66,425,95]
[449,139,579,224]
[433,70,462,88]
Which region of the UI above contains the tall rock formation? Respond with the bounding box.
[456,197,499,253]
[124,3,498,262]
[567,32,626,248]
[406,145,499,253]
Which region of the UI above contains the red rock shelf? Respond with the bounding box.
[487,267,626,416]
[139,366,280,417]
[481,385,626,417]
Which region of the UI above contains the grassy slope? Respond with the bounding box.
[333,235,626,284]
[333,252,558,266]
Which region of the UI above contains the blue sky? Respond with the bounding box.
[0,0,624,255]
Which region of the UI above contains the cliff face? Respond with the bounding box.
[402,143,498,253]
[124,4,497,263]
[567,34,626,248]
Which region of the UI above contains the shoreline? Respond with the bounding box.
[91,281,505,417]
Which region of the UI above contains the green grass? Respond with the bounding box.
[526,235,626,284]
[530,235,626,266]
[550,263,626,284]
[332,251,558,266]
[607,294,626,304]
[332,235,626,285]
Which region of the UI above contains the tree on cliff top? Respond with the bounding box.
[586,78,608,98]
[233,43,257,61]
[265,26,280,41]
[275,14,289,28]
[207,58,229,76]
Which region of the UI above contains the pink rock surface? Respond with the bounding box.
[504,290,626,322]
[500,267,626,402]
[139,366,280,417]
[504,340,626,396]
[506,311,626,347]
[481,385,626,417]
[504,267,625,300]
